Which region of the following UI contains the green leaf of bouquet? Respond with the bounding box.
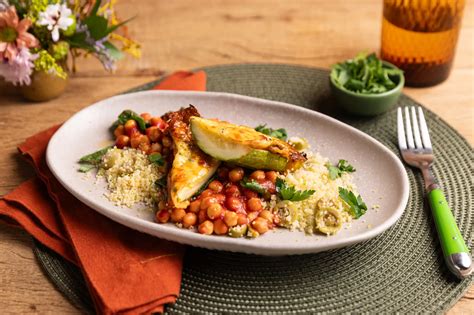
[66,32,95,51]
[104,17,135,37]
[84,15,109,40]
[90,0,101,16]
[104,41,123,60]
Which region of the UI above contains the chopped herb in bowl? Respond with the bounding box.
[329,52,405,116]
[331,52,403,94]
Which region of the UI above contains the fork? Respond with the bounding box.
[397,106,473,279]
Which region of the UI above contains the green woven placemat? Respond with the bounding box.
[33,64,473,314]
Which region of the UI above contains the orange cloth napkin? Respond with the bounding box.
[0,71,207,314]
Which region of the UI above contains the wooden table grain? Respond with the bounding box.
[0,1,472,313]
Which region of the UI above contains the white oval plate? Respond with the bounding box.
[47,91,409,255]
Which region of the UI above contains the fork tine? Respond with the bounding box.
[397,108,407,150]
[417,107,432,149]
[404,107,415,149]
[411,107,423,149]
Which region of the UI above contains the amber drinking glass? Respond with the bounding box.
[381,0,465,87]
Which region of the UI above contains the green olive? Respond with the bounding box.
[315,207,342,235]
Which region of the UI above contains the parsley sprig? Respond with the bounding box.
[255,124,288,141]
[276,178,315,202]
[326,159,356,180]
[338,187,367,219]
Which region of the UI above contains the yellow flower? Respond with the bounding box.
[110,33,141,58]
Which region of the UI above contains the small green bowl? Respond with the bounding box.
[329,61,404,116]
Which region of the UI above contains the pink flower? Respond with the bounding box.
[0,6,39,62]
[0,47,35,85]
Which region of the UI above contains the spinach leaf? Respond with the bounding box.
[78,146,111,165]
[276,178,315,202]
[149,153,165,166]
[338,187,367,219]
[77,146,111,173]
[192,173,217,198]
[255,124,288,141]
[117,109,146,132]
[155,177,167,188]
[240,178,267,195]
[78,164,96,173]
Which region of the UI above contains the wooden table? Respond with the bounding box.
[0,1,472,313]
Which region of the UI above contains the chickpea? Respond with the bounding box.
[247,211,259,223]
[200,196,218,210]
[229,167,244,182]
[213,219,228,235]
[130,135,142,149]
[138,142,150,153]
[115,135,130,149]
[224,211,238,227]
[217,167,229,179]
[155,209,170,223]
[252,217,269,234]
[225,184,241,197]
[250,170,266,181]
[140,112,152,122]
[198,220,214,235]
[146,126,162,142]
[225,196,244,212]
[170,208,186,222]
[208,180,223,193]
[188,200,201,213]
[162,136,172,147]
[259,210,273,224]
[198,209,208,223]
[265,171,278,183]
[214,193,226,204]
[182,213,197,228]
[199,189,214,199]
[237,214,248,225]
[150,142,162,153]
[124,119,138,135]
[247,197,263,212]
[242,188,258,199]
[207,203,223,220]
[150,117,166,129]
[132,135,150,153]
[114,125,125,138]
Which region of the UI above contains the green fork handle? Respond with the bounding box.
[428,188,472,279]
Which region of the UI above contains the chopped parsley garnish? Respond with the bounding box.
[255,124,288,141]
[326,159,356,180]
[240,178,267,195]
[77,146,111,173]
[276,178,315,202]
[149,153,165,166]
[338,187,367,219]
[331,52,403,94]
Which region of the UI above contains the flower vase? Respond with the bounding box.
[20,70,68,102]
